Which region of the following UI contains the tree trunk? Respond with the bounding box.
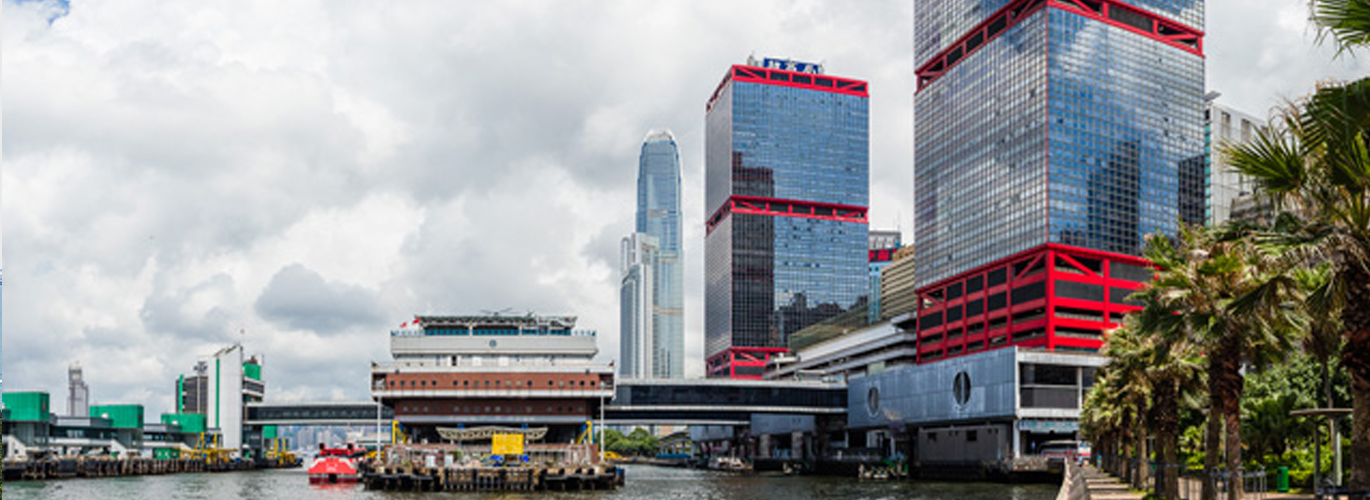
[1122,429,1133,483]
[1342,267,1370,498]
[1155,380,1181,500]
[1216,335,1245,500]
[1136,432,1151,491]
[1203,357,1223,500]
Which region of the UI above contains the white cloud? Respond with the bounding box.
[3,0,1365,418]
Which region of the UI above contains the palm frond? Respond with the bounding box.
[1313,0,1370,56]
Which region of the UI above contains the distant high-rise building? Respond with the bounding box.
[914,0,1203,360]
[174,345,265,452]
[880,245,918,320]
[1203,95,1265,226]
[624,129,684,379]
[868,230,902,323]
[620,232,659,379]
[67,362,89,417]
[705,56,870,378]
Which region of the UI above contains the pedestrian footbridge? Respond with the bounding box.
[245,401,393,426]
[603,378,847,426]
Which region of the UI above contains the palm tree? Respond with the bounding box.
[1225,84,1370,495]
[1106,325,1154,487]
[1126,296,1206,500]
[1226,1,1370,493]
[1139,225,1303,500]
[1082,337,1148,480]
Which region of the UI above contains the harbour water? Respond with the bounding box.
[3,464,1058,500]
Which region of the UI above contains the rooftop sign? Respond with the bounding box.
[749,56,824,74]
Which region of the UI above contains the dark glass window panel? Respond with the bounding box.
[1108,6,1154,32]
[946,305,963,323]
[1021,364,1077,386]
[1011,281,1046,303]
[967,32,984,52]
[1111,287,1144,306]
[1056,281,1105,302]
[920,311,944,329]
[988,269,1008,287]
[987,292,1007,312]
[966,275,984,294]
[1110,263,1153,282]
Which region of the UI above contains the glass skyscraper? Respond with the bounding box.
[705,57,870,379]
[913,0,1203,361]
[619,130,684,379]
[620,232,658,379]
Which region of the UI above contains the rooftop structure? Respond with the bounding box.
[373,313,614,444]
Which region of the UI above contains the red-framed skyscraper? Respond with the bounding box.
[913,0,1204,362]
[705,57,870,379]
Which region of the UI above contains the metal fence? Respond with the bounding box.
[1095,454,1269,500]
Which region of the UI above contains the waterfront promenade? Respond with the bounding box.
[1068,463,1316,500]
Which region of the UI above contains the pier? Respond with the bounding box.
[361,463,622,492]
[0,457,260,481]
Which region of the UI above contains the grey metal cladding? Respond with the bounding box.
[846,347,1018,429]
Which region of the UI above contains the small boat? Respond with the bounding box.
[307,443,366,484]
[708,456,751,472]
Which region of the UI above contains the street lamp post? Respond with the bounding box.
[1290,408,1352,498]
[599,393,606,463]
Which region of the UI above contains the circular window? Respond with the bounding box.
[866,386,880,416]
[953,371,972,407]
[488,340,498,348]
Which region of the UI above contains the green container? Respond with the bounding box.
[90,404,144,430]
[161,413,206,434]
[1277,466,1290,493]
[263,425,278,439]
[3,392,51,422]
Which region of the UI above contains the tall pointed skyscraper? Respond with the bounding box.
[620,130,684,379]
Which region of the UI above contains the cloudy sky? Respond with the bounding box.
[3,0,1368,417]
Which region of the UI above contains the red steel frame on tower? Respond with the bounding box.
[915,0,1203,91]
[911,243,1155,364]
[706,347,791,380]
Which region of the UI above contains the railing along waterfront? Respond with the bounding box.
[1095,454,1269,500]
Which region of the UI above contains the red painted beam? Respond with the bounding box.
[707,195,869,235]
[709,65,868,112]
[1048,0,1203,56]
[915,0,1203,92]
[916,0,1050,91]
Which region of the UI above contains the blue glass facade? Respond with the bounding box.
[635,131,684,379]
[705,64,869,376]
[914,0,1203,288]
[916,9,1050,288]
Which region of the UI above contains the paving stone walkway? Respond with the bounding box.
[1081,464,1145,500]
[1078,463,1314,500]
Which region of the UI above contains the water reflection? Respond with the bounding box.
[4,464,1058,500]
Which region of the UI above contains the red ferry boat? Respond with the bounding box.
[307,443,367,484]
